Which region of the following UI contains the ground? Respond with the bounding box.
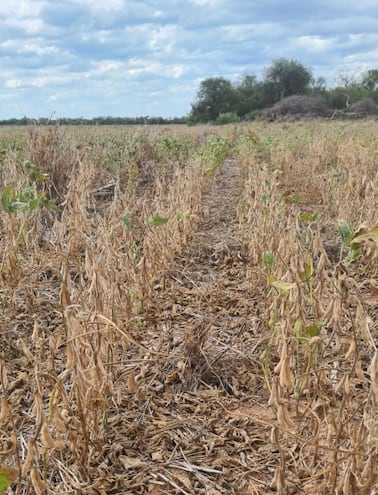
[1,123,377,494]
[101,158,280,494]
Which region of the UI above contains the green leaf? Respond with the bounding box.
[268,309,278,327]
[351,227,378,246]
[46,200,57,210]
[289,193,302,203]
[299,213,312,222]
[28,198,40,211]
[299,212,319,222]
[0,466,17,494]
[122,215,132,231]
[23,160,49,181]
[272,280,296,291]
[147,216,169,226]
[338,220,353,246]
[299,260,314,282]
[176,210,191,220]
[346,246,360,261]
[205,165,218,176]
[329,165,341,178]
[306,324,321,337]
[263,252,276,270]
[34,171,50,181]
[9,201,28,212]
[294,319,304,342]
[23,160,36,171]
[1,186,13,210]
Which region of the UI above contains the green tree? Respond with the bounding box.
[310,76,327,96]
[189,77,237,123]
[327,73,366,109]
[234,75,264,117]
[361,69,378,91]
[360,69,378,103]
[263,58,313,103]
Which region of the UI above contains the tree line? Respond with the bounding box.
[0,115,188,126]
[188,58,378,123]
[1,58,377,125]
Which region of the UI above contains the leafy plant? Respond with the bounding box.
[214,112,240,125]
[337,220,378,262]
[351,221,378,246]
[0,467,17,494]
[200,135,230,174]
[1,185,54,214]
[23,159,50,181]
[263,251,276,271]
[147,215,169,226]
[1,160,55,215]
[1,160,56,252]
[121,215,133,232]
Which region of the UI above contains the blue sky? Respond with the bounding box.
[0,0,377,118]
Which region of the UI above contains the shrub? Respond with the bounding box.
[242,109,262,121]
[214,112,240,125]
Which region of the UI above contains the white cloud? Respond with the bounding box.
[91,60,125,74]
[190,0,221,6]
[148,25,179,54]
[69,0,125,11]
[0,0,377,118]
[172,66,185,78]
[80,30,113,43]
[292,35,335,53]
[124,58,186,80]
[221,23,286,42]
[5,79,23,89]
[0,39,60,56]
[6,17,46,35]
[0,0,45,17]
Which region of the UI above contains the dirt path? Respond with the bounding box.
[150,158,264,390]
[112,159,277,494]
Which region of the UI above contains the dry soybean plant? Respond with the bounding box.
[0,124,228,493]
[0,121,376,494]
[238,120,377,494]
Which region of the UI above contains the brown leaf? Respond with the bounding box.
[119,455,146,470]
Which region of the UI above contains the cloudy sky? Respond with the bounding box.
[0,0,377,119]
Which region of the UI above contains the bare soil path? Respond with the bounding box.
[112,159,278,494]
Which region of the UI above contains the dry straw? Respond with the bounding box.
[0,121,377,494]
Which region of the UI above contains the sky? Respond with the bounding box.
[0,0,377,119]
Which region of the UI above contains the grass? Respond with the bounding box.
[0,121,376,494]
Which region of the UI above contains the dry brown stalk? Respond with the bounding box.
[239,120,378,494]
[0,122,376,494]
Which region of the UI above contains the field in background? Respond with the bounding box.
[0,121,376,494]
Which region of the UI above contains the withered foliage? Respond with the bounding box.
[0,122,377,494]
